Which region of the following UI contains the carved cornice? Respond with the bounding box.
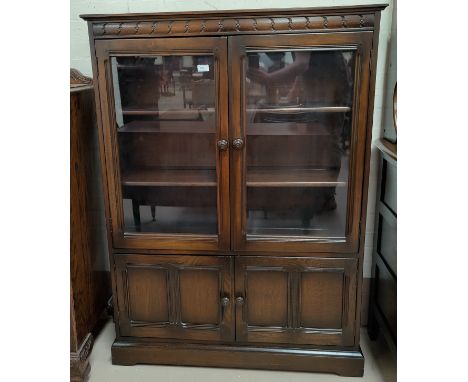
[71,68,93,86]
[90,13,375,38]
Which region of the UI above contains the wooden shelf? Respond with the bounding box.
[118,121,215,134]
[247,106,351,114]
[247,122,331,136]
[122,108,215,117]
[121,168,217,187]
[247,168,347,187]
[121,167,346,188]
[121,106,347,117]
[118,121,333,136]
[116,64,149,70]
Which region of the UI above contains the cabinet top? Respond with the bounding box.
[81,5,387,39]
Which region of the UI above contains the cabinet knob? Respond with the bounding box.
[235,296,244,306]
[217,139,229,151]
[232,138,244,150]
[221,297,230,307]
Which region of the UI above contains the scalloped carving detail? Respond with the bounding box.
[70,68,92,85]
[92,13,375,37]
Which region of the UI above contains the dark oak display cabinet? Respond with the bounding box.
[82,5,386,376]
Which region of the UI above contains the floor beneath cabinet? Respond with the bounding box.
[87,320,396,381]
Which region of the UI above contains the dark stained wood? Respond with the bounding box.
[247,168,345,187]
[70,333,93,382]
[70,69,112,382]
[229,31,373,253]
[354,8,382,346]
[83,6,386,376]
[179,269,220,325]
[71,68,93,86]
[121,168,217,187]
[247,106,351,113]
[114,254,234,342]
[111,339,364,376]
[94,36,230,251]
[126,266,169,322]
[300,271,344,329]
[121,167,345,188]
[368,136,397,352]
[82,6,384,40]
[118,121,214,134]
[245,270,288,327]
[374,256,397,342]
[235,256,357,346]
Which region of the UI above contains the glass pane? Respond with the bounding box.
[245,50,355,238]
[111,55,217,234]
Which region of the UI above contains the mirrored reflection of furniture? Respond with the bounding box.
[70,69,112,382]
[367,139,397,352]
[82,5,386,377]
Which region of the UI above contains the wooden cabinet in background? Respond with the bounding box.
[70,69,112,382]
[368,139,397,352]
[82,5,387,376]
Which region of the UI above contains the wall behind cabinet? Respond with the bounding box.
[70,0,394,278]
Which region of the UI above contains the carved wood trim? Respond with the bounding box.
[89,13,376,39]
[70,332,93,382]
[70,68,92,86]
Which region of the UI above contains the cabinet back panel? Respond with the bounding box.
[119,133,215,168]
[247,134,341,168]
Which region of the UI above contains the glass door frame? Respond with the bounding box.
[95,37,230,251]
[228,32,373,253]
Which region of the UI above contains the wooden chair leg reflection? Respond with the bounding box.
[131,199,141,232]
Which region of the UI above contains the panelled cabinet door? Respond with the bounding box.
[229,32,373,252]
[94,37,230,251]
[114,255,234,342]
[235,257,357,346]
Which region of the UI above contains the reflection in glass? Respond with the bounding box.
[111,55,218,234]
[245,50,355,238]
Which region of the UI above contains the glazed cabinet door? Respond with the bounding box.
[235,257,357,346]
[229,32,373,252]
[94,37,230,251]
[114,255,234,342]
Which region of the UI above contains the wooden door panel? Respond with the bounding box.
[229,32,373,253]
[126,265,170,324]
[246,270,288,327]
[115,254,234,342]
[235,256,357,346]
[179,268,220,325]
[94,37,230,251]
[300,270,344,329]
